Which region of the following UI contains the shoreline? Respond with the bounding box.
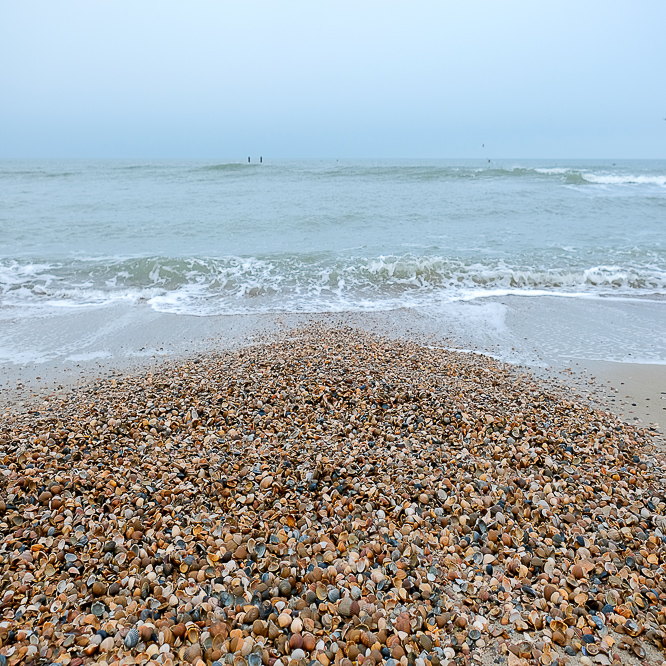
[2,307,664,446]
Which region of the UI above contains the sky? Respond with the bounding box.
[1,1,665,159]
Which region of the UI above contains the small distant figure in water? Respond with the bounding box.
[482,144,484,148]
[260,156,263,163]
[488,159,491,163]
[248,157,251,163]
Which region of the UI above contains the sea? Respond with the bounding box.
[1,158,665,370]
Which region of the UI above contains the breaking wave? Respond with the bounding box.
[1,254,665,317]
[580,173,666,186]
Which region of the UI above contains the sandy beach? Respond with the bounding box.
[2,308,664,444]
[3,3,666,665]
[1,324,665,666]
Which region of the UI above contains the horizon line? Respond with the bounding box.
[1,156,664,161]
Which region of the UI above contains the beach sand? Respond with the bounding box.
[536,360,665,436]
[1,323,665,665]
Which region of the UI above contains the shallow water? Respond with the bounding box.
[1,158,665,366]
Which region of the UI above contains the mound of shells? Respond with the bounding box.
[1,325,666,666]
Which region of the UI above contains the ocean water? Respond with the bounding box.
[1,158,665,367]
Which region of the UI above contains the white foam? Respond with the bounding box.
[534,168,571,175]
[582,173,666,186]
[66,351,112,361]
[0,261,56,286]
[2,254,666,318]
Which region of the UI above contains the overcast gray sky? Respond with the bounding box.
[1,1,665,158]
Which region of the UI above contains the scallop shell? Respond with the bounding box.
[183,643,203,663]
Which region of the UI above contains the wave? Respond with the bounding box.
[476,167,665,188]
[2,161,664,192]
[533,168,571,175]
[2,254,665,317]
[302,164,666,188]
[581,173,666,186]
[199,163,261,172]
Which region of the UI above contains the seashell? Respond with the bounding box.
[571,564,585,579]
[616,605,632,618]
[624,620,641,636]
[518,642,532,658]
[91,601,106,617]
[139,625,153,643]
[183,643,203,663]
[631,643,645,659]
[160,627,174,645]
[574,592,588,605]
[100,636,115,652]
[186,625,200,644]
[124,627,139,649]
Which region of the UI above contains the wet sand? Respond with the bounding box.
[530,361,665,449]
[549,361,665,428]
[2,308,664,448]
